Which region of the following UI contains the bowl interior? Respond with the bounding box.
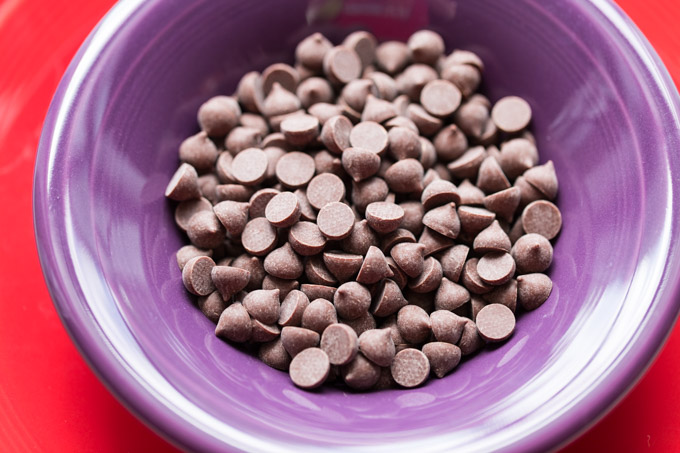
[36,0,680,451]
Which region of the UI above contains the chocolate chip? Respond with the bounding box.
[198,96,241,137]
[304,255,337,286]
[181,256,216,296]
[454,99,489,138]
[262,275,299,300]
[498,138,538,180]
[515,175,545,211]
[240,112,270,136]
[198,174,220,202]
[461,258,493,294]
[511,233,553,273]
[476,303,515,342]
[308,103,345,125]
[176,245,212,270]
[296,33,333,72]
[361,94,398,123]
[349,121,389,155]
[241,217,278,256]
[420,80,462,118]
[517,273,553,310]
[397,64,438,101]
[483,279,518,312]
[474,220,512,253]
[287,221,327,256]
[407,103,443,136]
[262,63,299,95]
[422,203,460,239]
[289,347,330,389]
[342,352,381,390]
[320,323,359,365]
[281,326,320,358]
[323,46,362,85]
[226,127,263,154]
[434,277,470,312]
[280,113,320,147]
[390,242,426,278]
[408,256,443,293]
[262,83,301,118]
[391,348,430,388]
[419,137,437,169]
[213,200,250,236]
[358,329,395,367]
[264,242,304,280]
[320,115,352,154]
[275,151,316,188]
[438,244,469,282]
[186,210,225,249]
[175,197,212,231]
[408,30,445,65]
[316,201,355,240]
[279,290,310,327]
[179,132,219,173]
[368,72,399,101]
[476,156,511,194]
[296,77,334,109]
[375,41,410,74]
[301,298,338,334]
[491,96,532,133]
[351,178,389,213]
[442,64,481,98]
[242,289,280,324]
[458,206,496,234]
[294,189,317,221]
[322,251,362,282]
[458,319,484,355]
[422,342,461,378]
[356,246,394,284]
[264,191,301,228]
[259,338,291,371]
[211,265,250,300]
[334,282,372,320]
[343,31,378,68]
[300,284,336,302]
[231,254,265,291]
[381,228,416,253]
[341,79,378,112]
[430,310,467,344]
[215,303,252,343]
[342,147,381,181]
[433,125,468,164]
[484,186,521,223]
[399,201,426,236]
[477,252,516,286]
[384,159,424,193]
[166,163,201,201]
[370,279,406,317]
[397,305,431,344]
[447,146,486,180]
[521,200,562,240]
[248,188,280,218]
[418,227,455,256]
[457,179,486,205]
[236,71,261,113]
[214,183,254,203]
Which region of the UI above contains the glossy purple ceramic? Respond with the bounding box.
[34,0,680,451]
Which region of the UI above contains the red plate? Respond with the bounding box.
[0,0,677,451]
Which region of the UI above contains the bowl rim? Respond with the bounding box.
[33,0,680,451]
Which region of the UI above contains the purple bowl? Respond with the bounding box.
[33,0,680,451]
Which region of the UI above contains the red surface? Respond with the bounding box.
[1,0,678,451]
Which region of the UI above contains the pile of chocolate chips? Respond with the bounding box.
[165,30,561,390]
